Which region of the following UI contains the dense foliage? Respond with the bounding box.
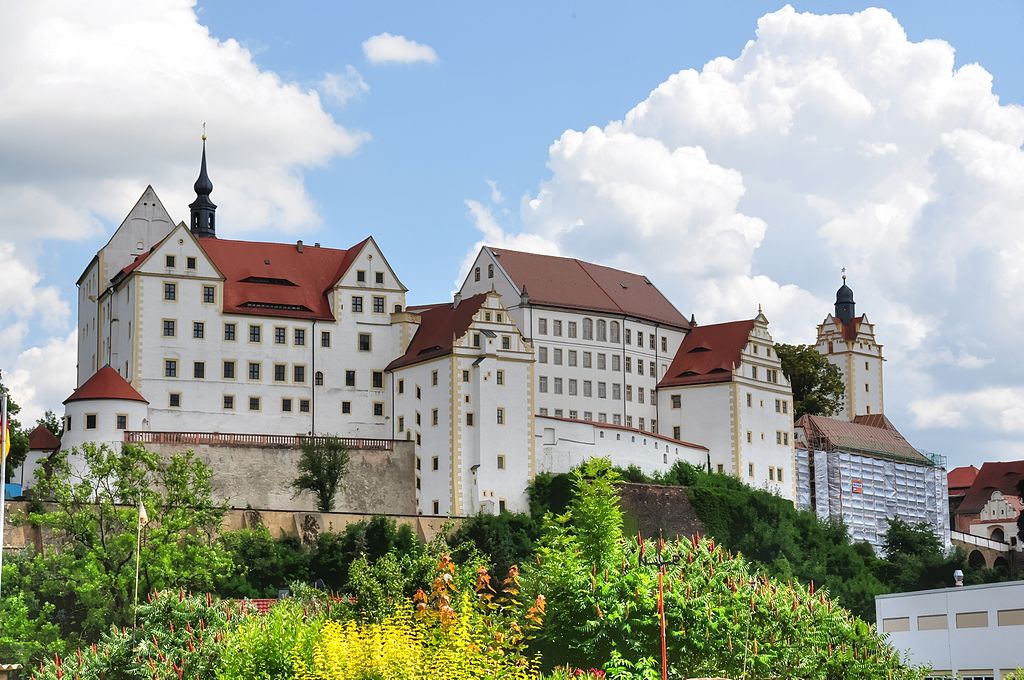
[291,437,351,512]
[773,343,846,418]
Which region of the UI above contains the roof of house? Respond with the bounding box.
[64,366,149,405]
[386,294,489,371]
[795,414,931,465]
[115,233,371,322]
[536,415,709,452]
[27,424,61,451]
[657,319,755,388]
[957,461,1024,515]
[822,314,866,342]
[948,465,980,494]
[487,247,690,329]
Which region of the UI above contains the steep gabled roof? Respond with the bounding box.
[65,366,148,404]
[657,319,755,388]
[487,248,689,329]
[27,424,61,451]
[795,414,930,465]
[957,461,1024,515]
[948,465,980,495]
[386,294,488,371]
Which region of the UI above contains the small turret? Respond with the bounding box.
[835,273,855,325]
[189,133,217,238]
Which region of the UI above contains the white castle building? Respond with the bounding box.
[39,143,886,514]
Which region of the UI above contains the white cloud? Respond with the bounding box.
[910,387,1024,434]
[0,0,368,242]
[319,66,369,106]
[5,330,78,425]
[460,5,1024,463]
[0,243,69,330]
[362,33,438,65]
[486,179,504,204]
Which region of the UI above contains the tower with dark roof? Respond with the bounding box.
[189,137,217,238]
[835,275,855,325]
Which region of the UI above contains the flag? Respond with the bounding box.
[2,412,9,461]
[138,500,149,526]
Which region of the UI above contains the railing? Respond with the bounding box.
[950,530,1010,551]
[124,431,394,451]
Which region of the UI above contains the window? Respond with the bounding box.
[747,393,753,407]
[165,255,176,268]
[116,414,127,429]
[538,318,548,335]
[193,321,204,339]
[169,393,181,408]
[203,286,215,304]
[321,331,331,348]
[186,256,196,270]
[568,350,577,367]
[767,369,778,383]
[569,379,578,396]
[249,396,261,411]
[462,370,470,382]
[751,366,758,380]
[610,321,620,343]
[224,323,236,341]
[372,371,384,388]
[163,282,177,301]
[373,296,385,313]
[432,501,440,515]
[638,387,645,404]
[612,355,621,371]
[501,335,511,350]
[598,382,607,398]
[352,296,364,313]
[398,379,405,394]
[473,333,481,348]
[625,328,631,344]
[748,462,754,478]
[358,333,371,351]
[342,401,351,414]
[597,319,607,342]
[553,320,562,336]
[193,361,205,379]
[346,370,356,387]
[568,321,577,338]
[583,381,592,397]
[223,395,234,410]
[248,362,261,380]
[554,348,563,365]
[416,386,422,399]
[162,319,176,337]
[554,378,563,394]
[300,399,310,413]
[625,357,632,373]
[777,467,783,483]
[626,385,633,401]
[164,359,177,377]
[315,371,324,386]
[768,467,775,481]
[488,263,494,278]
[539,376,548,393]
[597,353,606,370]
[474,266,481,282]
[356,270,366,283]
[539,347,548,363]
[671,394,681,409]
[432,409,439,426]
[583,352,592,368]
[497,408,505,424]
[373,402,384,417]
[661,336,668,352]
[637,331,643,346]
[746,431,752,443]
[282,398,293,413]
[375,271,384,284]
[274,364,286,382]
[612,383,621,400]
[274,327,286,344]
[294,365,306,383]
[432,456,440,471]
[673,426,681,440]
[865,382,870,392]
[466,413,475,426]
[86,414,97,429]
[497,454,506,470]
[249,325,261,343]
[223,360,236,379]
[637,359,644,374]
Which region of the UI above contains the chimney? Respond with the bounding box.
[453,292,462,308]
[296,240,304,253]
[314,242,321,248]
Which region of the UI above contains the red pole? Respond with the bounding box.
[659,566,667,680]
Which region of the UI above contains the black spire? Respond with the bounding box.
[189,136,217,238]
[835,272,855,324]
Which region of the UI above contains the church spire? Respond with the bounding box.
[834,268,855,324]
[189,128,217,238]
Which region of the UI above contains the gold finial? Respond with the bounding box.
[201,121,207,142]
[841,266,847,283]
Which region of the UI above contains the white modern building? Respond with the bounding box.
[876,581,1024,679]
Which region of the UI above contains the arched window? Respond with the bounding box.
[610,321,620,344]
[488,264,494,278]
[474,267,481,282]
[596,319,607,342]
[315,371,324,386]
[394,304,403,313]
[991,527,1005,543]
[582,318,593,340]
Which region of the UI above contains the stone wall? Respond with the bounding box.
[143,439,416,515]
[617,482,704,540]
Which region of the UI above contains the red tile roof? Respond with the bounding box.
[64,366,148,404]
[488,248,690,329]
[957,461,1024,515]
[115,234,370,322]
[27,424,61,451]
[657,319,755,388]
[536,415,709,452]
[386,294,488,371]
[948,465,980,495]
[795,414,930,464]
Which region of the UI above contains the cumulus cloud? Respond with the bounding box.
[362,33,438,65]
[319,66,369,106]
[0,0,367,242]
[461,5,1024,462]
[5,331,78,425]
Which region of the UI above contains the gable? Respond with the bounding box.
[99,185,176,282]
[133,222,222,280]
[335,237,408,292]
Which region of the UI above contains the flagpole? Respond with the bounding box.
[133,495,143,628]
[0,389,8,612]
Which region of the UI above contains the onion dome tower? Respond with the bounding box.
[189,131,217,238]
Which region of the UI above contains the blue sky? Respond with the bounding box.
[2,1,1023,469]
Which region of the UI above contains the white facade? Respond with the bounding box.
[536,416,707,477]
[968,491,1022,550]
[876,581,1024,678]
[816,313,885,420]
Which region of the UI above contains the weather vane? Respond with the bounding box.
[202,121,207,142]
[841,266,847,283]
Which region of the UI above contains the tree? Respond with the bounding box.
[1,382,30,481]
[291,436,350,512]
[29,442,231,638]
[36,409,63,437]
[1016,479,1024,545]
[879,517,964,592]
[774,343,845,418]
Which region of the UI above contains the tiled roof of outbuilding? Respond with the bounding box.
[657,319,755,388]
[64,366,148,404]
[27,424,61,451]
[386,294,489,371]
[796,414,930,465]
[957,461,1024,515]
[948,465,980,495]
[487,248,690,329]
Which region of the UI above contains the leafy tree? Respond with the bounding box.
[216,526,310,598]
[880,517,964,591]
[774,342,845,418]
[291,436,350,512]
[1,382,30,481]
[567,458,623,571]
[450,512,542,578]
[28,442,232,638]
[36,409,63,437]
[1017,479,1024,545]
